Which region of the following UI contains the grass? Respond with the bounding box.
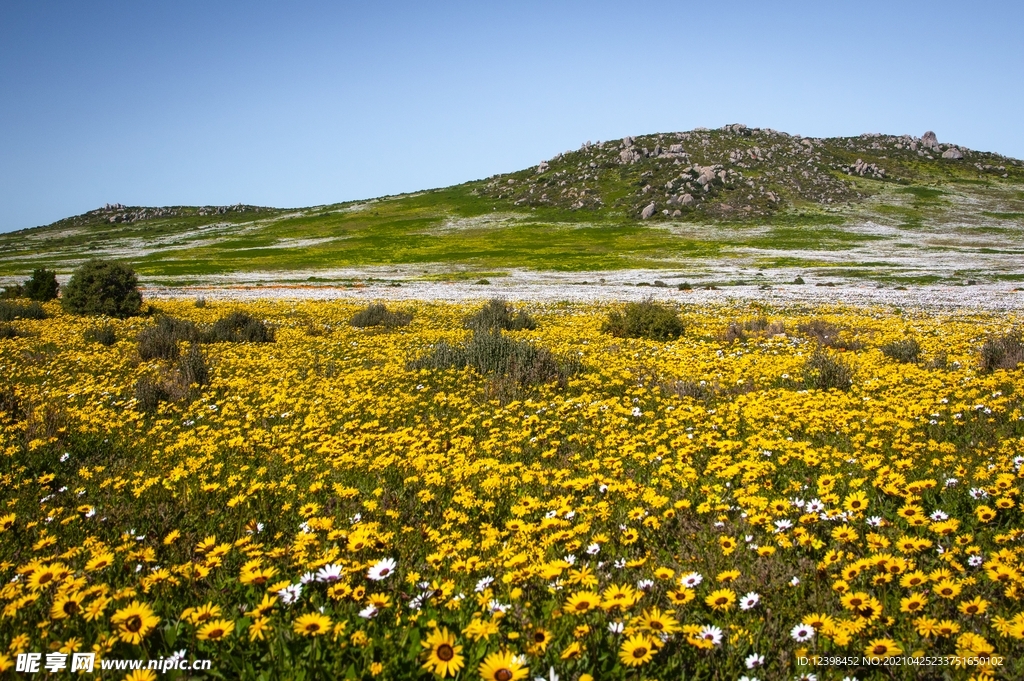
[1,128,1022,280]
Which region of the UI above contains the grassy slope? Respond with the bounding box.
[1,127,1023,281]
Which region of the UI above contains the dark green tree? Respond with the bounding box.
[23,268,59,301]
[61,260,142,318]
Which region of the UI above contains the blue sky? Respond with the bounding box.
[1,1,1021,232]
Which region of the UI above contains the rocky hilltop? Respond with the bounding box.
[480,125,1021,219]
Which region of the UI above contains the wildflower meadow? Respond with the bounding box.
[1,298,1022,680]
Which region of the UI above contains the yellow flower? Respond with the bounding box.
[477,650,528,681]
[864,638,902,657]
[293,613,332,637]
[197,619,234,641]
[900,594,927,614]
[564,591,600,614]
[421,627,464,678]
[704,588,736,611]
[619,634,656,667]
[958,597,988,616]
[111,601,160,645]
[248,617,272,641]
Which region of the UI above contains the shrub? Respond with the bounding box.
[194,297,207,308]
[137,316,199,361]
[133,376,171,414]
[798,319,863,350]
[177,344,210,387]
[350,303,413,329]
[23,268,59,302]
[203,312,274,343]
[980,330,1024,372]
[0,324,25,340]
[602,300,684,341]
[410,330,579,387]
[662,379,716,401]
[0,300,46,322]
[84,325,117,346]
[803,349,853,391]
[61,260,142,317]
[880,338,921,363]
[464,299,536,333]
[0,284,25,299]
[0,385,20,421]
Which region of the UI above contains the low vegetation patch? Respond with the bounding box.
[723,317,785,343]
[803,349,854,391]
[410,330,580,390]
[798,319,863,351]
[880,338,921,363]
[83,324,117,346]
[602,299,684,341]
[980,329,1024,372]
[0,300,45,322]
[137,316,199,361]
[464,298,536,333]
[202,311,274,343]
[349,303,413,329]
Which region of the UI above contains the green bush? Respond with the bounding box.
[350,303,413,328]
[0,324,25,340]
[61,260,142,318]
[138,316,199,360]
[0,300,46,322]
[880,338,921,363]
[202,312,274,343]
[23,268,59,302]
[410,330,579,387]
[464,299,536,333]
[133,376,171,414]
[980,330,1024,372]
[177,344,210,387]
[798,319,863,351]
[602,300,684,341]
[84,325,117,346]
[803,349,853,391]
[0,284,25,299]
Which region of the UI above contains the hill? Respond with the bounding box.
[1,125,1023,285]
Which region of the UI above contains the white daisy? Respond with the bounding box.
[367,557,397,581]
[740,592,760,610]
[791,623,814,642]
[316,563,343,583]
[745,652,765,668]
[680,572,703,588]
[698,624,723,646]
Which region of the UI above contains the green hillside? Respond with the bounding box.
[2,126,1023,283]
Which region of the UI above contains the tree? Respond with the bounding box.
[23,268,59,301]
[61,260,143,317]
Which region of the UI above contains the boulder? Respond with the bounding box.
[680,194,694,206]
[536,161,549,173]
[942,147,963,160]
[622,136,635,149]
[641,202,656,219]
[922,131,939,149]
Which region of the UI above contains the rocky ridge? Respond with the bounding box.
[479,125,1023,219]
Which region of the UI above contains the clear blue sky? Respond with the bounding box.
[1,1,1021,232]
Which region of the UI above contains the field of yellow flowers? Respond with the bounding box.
[1,298,1023,680]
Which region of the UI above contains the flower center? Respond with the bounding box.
[632,647,648,658]
[437,644,454,661]
[126,615,142,632]
[495,669,513,681]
